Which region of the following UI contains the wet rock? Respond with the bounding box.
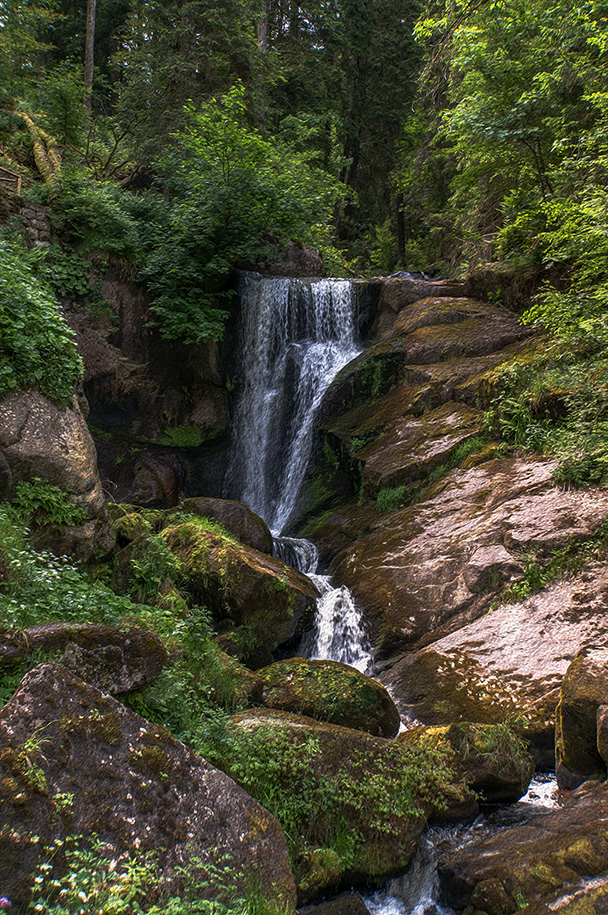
[181,496,274,554]
[258,657,400,737]
[0,391,114,561]
[399,722,534,806]
[356,400,484,498]
[333,457,608,660]
[383,563,608,765]
[438,781,608,915]
[373,278,467,338]
[226,709,437,890]
[555,647,608,789]
[0,623,167,695]
[162,520,317,667]
[0,663,296,911]
[298,891,371,915]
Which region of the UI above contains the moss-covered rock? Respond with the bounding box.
[258,657,400,737]
[224,708,465,900]
[555,647,608,789]
[399,722,534,806]
[162,521,317,667]
[0,663,297,911]
[180,496,273,554]
[0,391,115,561]
[0,621,167,695]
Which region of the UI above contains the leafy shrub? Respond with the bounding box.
[0,238,83,401]
[28,834,286,915]
[12,478,87,527]
[48,172,140,257]
[28,244,92,299]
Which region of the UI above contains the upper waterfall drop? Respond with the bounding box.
[227,272,361,535]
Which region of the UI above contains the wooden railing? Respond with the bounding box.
[0,165,22,195]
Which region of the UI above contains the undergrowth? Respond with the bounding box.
[484,347,608,487]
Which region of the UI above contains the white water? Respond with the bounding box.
[228,272,361,534]
[228,272,372,670]
[364,775,560,914]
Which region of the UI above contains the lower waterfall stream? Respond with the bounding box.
[227,271,556,912]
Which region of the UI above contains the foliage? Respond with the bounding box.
[142,83,349,343]
[221,723,457,867]
[12,478,87,527]
[0,237,83,402]
[376,484,407,513]
[483,351,608,487]
[27,834,286,915]
[46,172,140,257]
[28,244,92,299]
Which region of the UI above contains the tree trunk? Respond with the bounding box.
[258,0,270,50]
[85,0,97,113]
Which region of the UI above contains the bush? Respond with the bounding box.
[0,238,83,401]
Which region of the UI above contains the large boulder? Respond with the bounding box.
[0,622,168,695]
[438,781,608,915]
[0,390,114,561]
[555,647,608,789]
[161,520,317,667]
[258,657,400,737]
[0,663,296,910]
[181,496,274,554]
[225,708,464,898]
[382,563,608,764]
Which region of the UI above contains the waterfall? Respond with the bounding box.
[228,272,361,535]
[228,271,372,671]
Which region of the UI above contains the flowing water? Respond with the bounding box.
[364,774,560,915]
[228,271,372,669]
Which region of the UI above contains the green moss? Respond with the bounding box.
[156,424,206,448]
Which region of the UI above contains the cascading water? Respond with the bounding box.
[227,271,372,670]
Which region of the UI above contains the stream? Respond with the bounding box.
[226,271,555,912]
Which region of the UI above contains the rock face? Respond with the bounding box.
[0,663,296,911]
[382,563,608,764]
[555,647,608,789]
[438,781,608,915]
[162,520,317,667]
[0,623,168,695]
[258,657,400,737]
[258,242,324,277]
[0,390,114,561]
[181,496,274,554]
[334,457,608,659]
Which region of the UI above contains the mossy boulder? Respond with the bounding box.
[438,781,608,915]
[0,391,114,561]
[555,647,608,789]
[399,722,534,807]
[0,663,297,911]
[162,520,317,667]
[298,890,371,915]
[224,708,464,898]
[258,657,400,737]
[180,496,273,554]
[0,622,167,695]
